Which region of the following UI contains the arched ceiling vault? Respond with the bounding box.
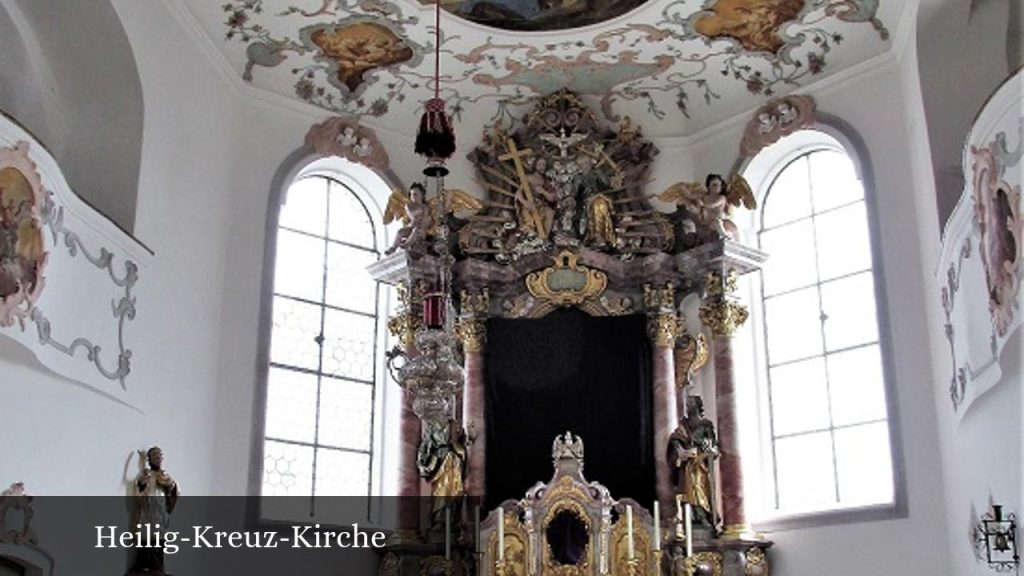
[179,0,900,138]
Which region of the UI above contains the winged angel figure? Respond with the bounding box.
[384,183,482,255]
[658,173,756,243]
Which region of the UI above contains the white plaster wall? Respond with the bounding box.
[684,55,952,575]
[0,0,236,499]
[0,0,144,231]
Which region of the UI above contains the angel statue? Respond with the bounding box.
[384,183,482,255]
[658,173,756,247]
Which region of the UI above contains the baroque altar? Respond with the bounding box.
[369,90,770,575]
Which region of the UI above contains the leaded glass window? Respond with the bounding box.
[757,148,895,515]
[261,175,380,506]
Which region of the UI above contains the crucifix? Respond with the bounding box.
[539,128,588,158]
[499,138,547,239]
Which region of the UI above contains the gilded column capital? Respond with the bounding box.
[647,313,684,348]
[387,280,424,349]
[698,269,749,337]
[456,317,487,353]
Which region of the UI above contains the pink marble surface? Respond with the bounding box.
[463,351,486,498]
[398,387,421,528]
[713,336,745,527]
[652,344,680,512]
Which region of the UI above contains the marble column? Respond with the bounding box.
[713,335,745,532]
[398,387,422,528]
[458,289,489,502]
[462,346,486,498]
[698,270,751,537]
[651,337,679,513]
[646,282,683,513]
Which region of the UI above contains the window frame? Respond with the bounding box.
[739,127,908,531]
[250,155,398,527]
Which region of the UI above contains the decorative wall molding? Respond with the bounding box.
[739,95,817,158]
[305,117,391,172]
[938,69,1023,420]
[0,115,148,399]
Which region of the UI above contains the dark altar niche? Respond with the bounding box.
[483,308,654,510]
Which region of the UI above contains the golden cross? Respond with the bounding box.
[498,138,546,239]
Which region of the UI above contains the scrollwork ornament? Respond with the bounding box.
[526,251,607,307]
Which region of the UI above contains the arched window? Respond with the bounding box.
[747,131,896,518]
[260,169,389,515]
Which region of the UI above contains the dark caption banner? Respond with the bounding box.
[2,496,481,576]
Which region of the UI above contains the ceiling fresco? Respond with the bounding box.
[188,0,897,137]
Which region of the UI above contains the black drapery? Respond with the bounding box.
[483,309,655,509]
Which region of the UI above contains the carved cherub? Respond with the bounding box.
[383,184,483,254]
[658,173,756,242]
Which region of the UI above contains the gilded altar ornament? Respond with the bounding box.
[677,333,709,378]
[456,317,487,353]
[643,282,677,312]
[744,547,769,576]
[648,314,684,348]
[683,552,723,576]
[698,270,748,337]
[526,251,608,307]
[611,505,650,576]
[460,287,491,316]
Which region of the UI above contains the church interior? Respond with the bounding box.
[0,0,1021,575]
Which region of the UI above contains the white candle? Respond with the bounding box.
[445,507,451,560]
[626,505,635,560]
[684,503,693,557]
[475,506,481,554]
[653,501,660,551]
[498,508,505,560]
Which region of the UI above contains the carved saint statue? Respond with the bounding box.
[668,397,718,529]
[129,446,179,575]
[417,419,467,526]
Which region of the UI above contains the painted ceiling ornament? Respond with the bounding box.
[224,0,425,117]
[694,0,806,53]
[216,0,891,130]
[739,94,816,157]
[0,142,48,329]
[301,20,415,94]
[458,89,672,263]
[970,134,1023,338]
[305,116,391,170]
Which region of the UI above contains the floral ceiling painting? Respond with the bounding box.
[192,0,897,137]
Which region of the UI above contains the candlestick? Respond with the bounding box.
[653,501,660,551]
[445,507,451,560]
[684,503,693,557]
[498,507,505,560]
[626,505,635,560]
